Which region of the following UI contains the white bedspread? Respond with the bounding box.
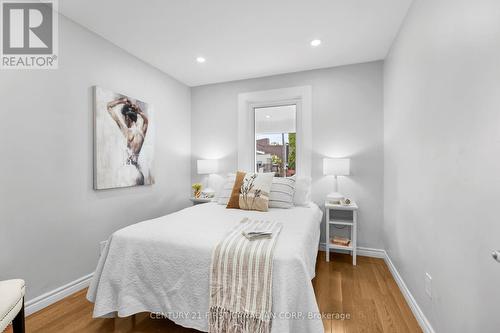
[87,203,324,333]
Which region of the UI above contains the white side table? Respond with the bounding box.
[325,201,358,265]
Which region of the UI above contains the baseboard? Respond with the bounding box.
[25,272,94,316]
[383,254,435,333]
[319,243,435,333]
[357,246,386,258]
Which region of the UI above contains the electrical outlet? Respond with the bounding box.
[425,272,432,299]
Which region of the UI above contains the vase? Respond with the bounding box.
[194,190,201,198]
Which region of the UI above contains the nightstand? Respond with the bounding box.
[190,197,214,205]
[325,201,358,265]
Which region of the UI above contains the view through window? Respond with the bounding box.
[255,105,296,177]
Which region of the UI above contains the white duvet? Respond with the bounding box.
[87,202,324,333]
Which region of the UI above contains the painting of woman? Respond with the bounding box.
[94,87,155,189]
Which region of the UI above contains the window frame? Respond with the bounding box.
[237,86,312,179]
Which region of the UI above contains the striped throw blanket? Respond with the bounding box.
[209,218,282,333]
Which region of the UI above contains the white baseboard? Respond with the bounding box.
[319,243,434,333]
[383,253,435,333]
[357,246,386,258]
[25,273,93,316]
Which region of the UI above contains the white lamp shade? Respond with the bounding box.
[323,158,350,176]
[197,159,219,174]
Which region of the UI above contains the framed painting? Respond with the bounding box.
[94,86,155,189]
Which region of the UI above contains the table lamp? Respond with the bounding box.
[197,159,219,198]
[323,158,350,204]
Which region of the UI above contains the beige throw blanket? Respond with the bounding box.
[209,218,282,333]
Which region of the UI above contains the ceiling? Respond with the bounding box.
[255,105,296,134]
[59,0,412,86]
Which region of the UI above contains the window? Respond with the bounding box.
[238,86,311,178]
[254,105,296,177]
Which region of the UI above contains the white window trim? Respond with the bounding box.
[238,86,312,178]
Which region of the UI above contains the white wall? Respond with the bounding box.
[191,62,384,248]
[0,15,191,300]
[384,0,500,332]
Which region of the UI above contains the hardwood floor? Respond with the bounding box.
[313,252,421,333]
[6,252,421,333]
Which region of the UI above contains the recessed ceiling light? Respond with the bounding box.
[310,39,322,47]
[265,115,271,119]
[196,56,206,63]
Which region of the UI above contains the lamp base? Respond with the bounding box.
[327,192,345,204]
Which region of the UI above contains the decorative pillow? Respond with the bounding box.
[293,176,312,206]
[269,177,296,209]
[226,171,246,209]
[216,173,236,205]
[238,172,274,211]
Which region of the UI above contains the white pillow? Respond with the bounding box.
[269,177,296,209]
[293,176,311,206]
[216,173,236,205]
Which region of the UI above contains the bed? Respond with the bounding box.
[87,202,324,333]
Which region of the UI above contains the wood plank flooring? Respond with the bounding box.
[6,252,421,333]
